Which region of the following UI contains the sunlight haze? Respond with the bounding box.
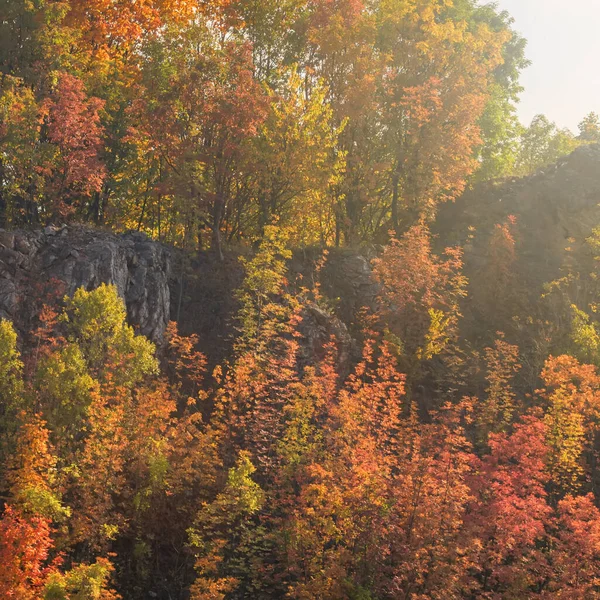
[492,0,600,131]
[5,2,600,595]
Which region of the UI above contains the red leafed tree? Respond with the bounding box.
[142,36,268,256]
[465,416,553,596]
[283,339,476,598]
[0,505,56,599]
[45,72,106,219]
[548,494,600,596]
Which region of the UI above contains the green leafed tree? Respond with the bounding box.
[514,114,580,177]
[188,452,266,600]
[578,112,600,143]
[0,319,24,465]
[63,283,158,387]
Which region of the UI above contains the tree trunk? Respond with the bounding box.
[212,195,225,261]
[345,189,360,246]
[391,171,400,237]
[0,160,6,229]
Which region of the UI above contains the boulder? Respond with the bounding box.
[0,225,171,342]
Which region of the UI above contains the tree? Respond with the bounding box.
[0,319,24,452]
[0,503,119,600]
[250,68,345,245]
[210,223,301,479]
[469,2,529,182]
[44,73,107,220]
[475,83,523,181]
[514,115,579,177]
[188,452,266,600]
[477,334,521,441]
[7,414,69,522]
[65,0,196,53]
[236,225,293,348]
[548,494,600,597]
[0,505,55,600]
[43,559,120,600]
[137,25,269,255]
[541,355,600,498]
[63,284,157,386]
[479,215,519,326]
[300,0,383,244]
[282,339,475,598]
[378,0,509,229]
[465,416,553,597]
[0,77,46,226]
[35,344,96,451]
[578,112,600,143]
[373,224,467,399]
[282,340,403,598]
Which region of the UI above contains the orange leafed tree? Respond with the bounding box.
[44,73,106,219]
[0,505,56,600]
[379,0,511,227]
[66,0,197,50]
[373,223,467,396]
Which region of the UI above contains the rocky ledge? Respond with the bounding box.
[0,225,171,342]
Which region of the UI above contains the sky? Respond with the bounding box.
[490,0,600,132]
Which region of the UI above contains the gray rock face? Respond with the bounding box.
[289,248,380,327]
[436,143,600,289]
[428,142,600,359]
[298,304,359,377]
[321,251,380,322]
[0,225,171,341]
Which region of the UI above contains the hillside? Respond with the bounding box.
[3,146,600,599]
[4,0,600,596]
[4,145,600,389]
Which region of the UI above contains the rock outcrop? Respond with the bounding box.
[288,248,380,327]
[6,145,600,358]
[436,143,600,289]
[298,303,358,377]
[320,251,380,323]
[431,143,600,359]
[0,225,171,341]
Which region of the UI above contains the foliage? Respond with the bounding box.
[0,319,24,453]
[44,73,106,218]
[1,260,600,598]
[578,112,600,142]
[235,224,296,353]
[63,284,158,385]
[7,415,70,522]
[43,559,119,600]
[0,0,532,245]
[4,1,600,598]
[188,452,266,600]
[251,68,345,245]
[0,505,55,600]
[373,224,467,386]
[514,114,580,177]
[477,334,521,439]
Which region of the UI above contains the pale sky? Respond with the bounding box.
[490,0,600,132]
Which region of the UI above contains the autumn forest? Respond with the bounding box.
[3,0,600,598]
